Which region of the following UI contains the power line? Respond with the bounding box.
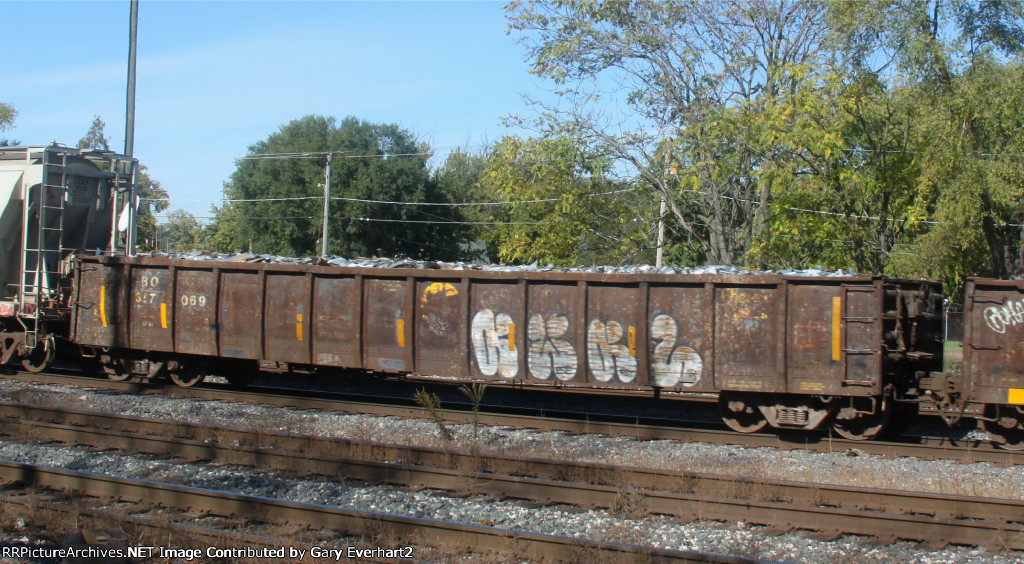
[329,187,636,206]
[241,151,433,160]
[142,187,638,207]
[155,215,317,220]
[155,214,547,226]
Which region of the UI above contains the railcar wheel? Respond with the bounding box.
[831,408,890,441]
[984,405,1024,451]
[99,351,131,381]
[169,369,205,388]
[718,393,768,433]
[104,366,131,381]
[20,341,54,373]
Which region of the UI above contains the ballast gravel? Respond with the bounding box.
[0,378,1021,563]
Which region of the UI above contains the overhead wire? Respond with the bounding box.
[142,186,637,207]
[147,147,1024,234]
[154,214,548,226]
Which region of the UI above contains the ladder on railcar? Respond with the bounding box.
[18,148,68,348]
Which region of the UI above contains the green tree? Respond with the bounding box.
[77,116,110,151]
[507,0,1024,284]
[506,0,838,266]
[213,115,464,259]
[431,148,494,262]
[759,0,1024,284]
[0,102,14,131]
[157,209,206,252]
[0,101,17,146]
[756,75,934,274]
[205,183,241,253]
[887,59,1024,295]
[481,135,646,266]
[134,167,170,251]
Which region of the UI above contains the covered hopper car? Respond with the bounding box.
[0,144,137,373]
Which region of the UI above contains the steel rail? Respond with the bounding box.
[0,492,295,553]
[6,369,1021,465]
[3,402,1023,549]
[0,460,752,564]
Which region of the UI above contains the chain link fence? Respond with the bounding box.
[944,308,964,373]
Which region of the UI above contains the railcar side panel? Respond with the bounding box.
[363,278,409,372]
[218,271,261,359]
[469,280,524,381]
[586,284,643,386]
[264,273,310,364]
[714,285,781,392]
[786,283,843,394]
[415,279,468,377]
[311,275,360,367]
[526,282,583,383]
[129,267,172,352]
[647,284,711,391]
[174,269,217,356]
[74,262,126,347]
[964,279,1024,404]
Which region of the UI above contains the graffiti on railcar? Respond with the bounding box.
[527,312,578,380]
[419,282,460,348]
[649,313,702,387]
[983,299,1024,334]
[587,318,638,383]
[471,308,518,378]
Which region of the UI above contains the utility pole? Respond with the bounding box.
[125,0,138,158]
[321,152,333,257]
[656,195,667,267]
[657,152,676,268]
[124,0,139,255]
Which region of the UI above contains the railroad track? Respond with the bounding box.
[0,459,748,563]
[2,401,1023,550]
[0,491,306,558]
[5,368,1019,465]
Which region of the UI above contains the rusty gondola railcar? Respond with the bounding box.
[69,254,943,440]
[922,277,1024,449]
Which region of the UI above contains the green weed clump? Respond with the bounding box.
[414,389,452,442]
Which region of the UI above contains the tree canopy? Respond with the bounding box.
[501,0,1024,293]
[0,101,17,146]
[209,115,464,259]
[480,134,649,266]
[506,0,838,265]
[157,209,205,252]
[77,116,110,151]
[0,102,14,131]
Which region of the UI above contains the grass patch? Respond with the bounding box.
[944,340,963,373]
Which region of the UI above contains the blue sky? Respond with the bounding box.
[0,1,550,219]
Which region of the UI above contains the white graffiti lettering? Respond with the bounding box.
[527,312,577,381]
[587,318,638,383]
[985,299,1024,334]
[649,314,702,387]
[470,309,518,378]
[423,313,450,335]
